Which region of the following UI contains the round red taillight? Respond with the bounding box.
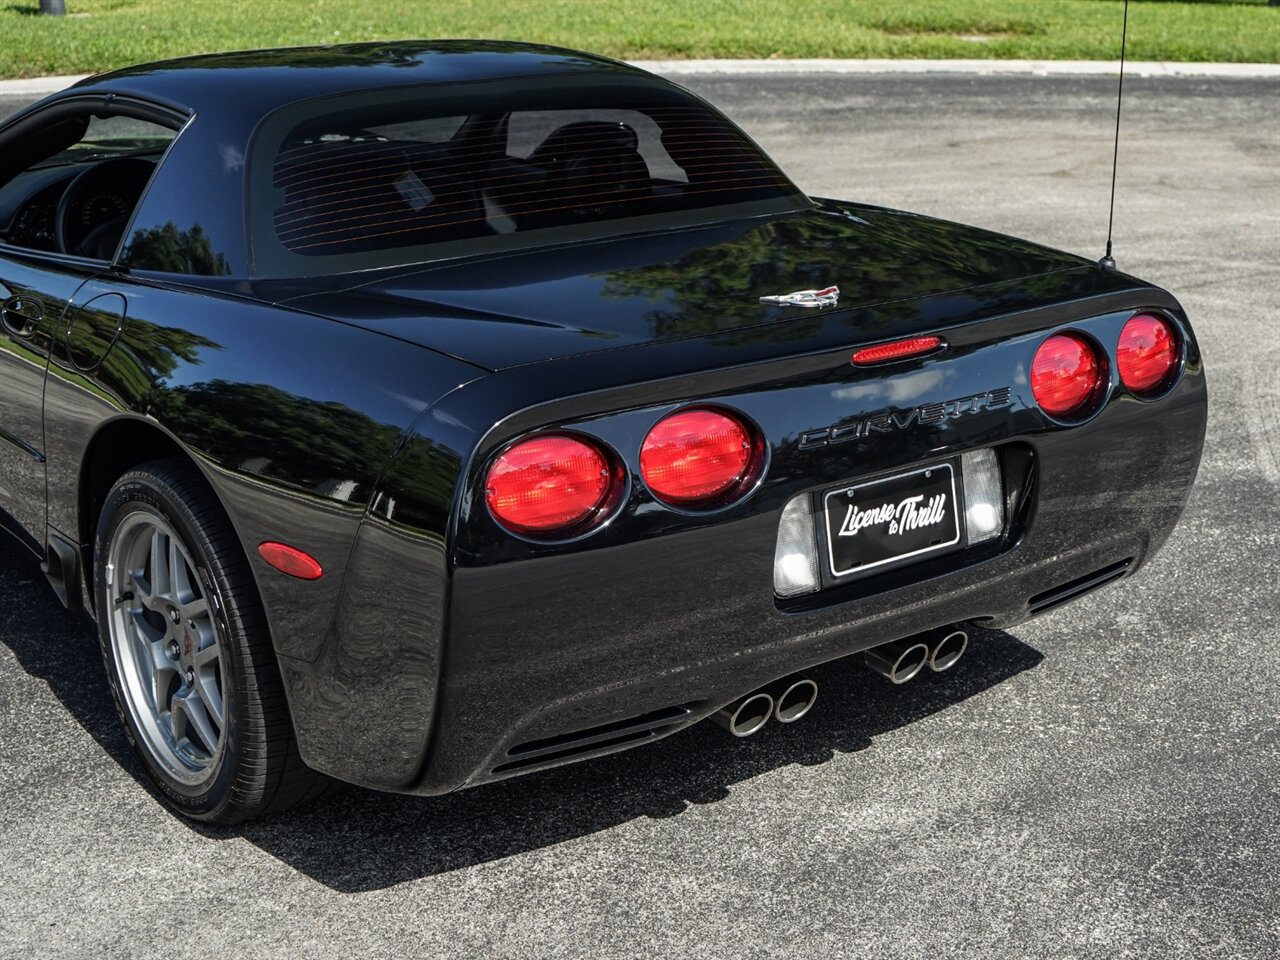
[640,408,759,508]
[1031,333,1105,420]
[485,435,614,535]
[1117,313,1179,396]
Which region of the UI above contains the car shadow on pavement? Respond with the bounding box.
[0,540,1044,893]
[0,541,143,774]
[228,624,1044,893]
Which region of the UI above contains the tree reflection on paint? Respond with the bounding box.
[596,203,1086,345]
[122,222,232,276]
[151,380,399,502]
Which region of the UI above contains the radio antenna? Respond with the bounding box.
[1100,0,1130,271]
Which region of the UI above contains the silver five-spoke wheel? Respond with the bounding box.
[106,513,225,786]
[97,459,332,821]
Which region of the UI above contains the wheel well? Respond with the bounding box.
[77,419,194,609]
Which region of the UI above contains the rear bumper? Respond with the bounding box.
[418,377,1205,794]
[432,532,1148,791]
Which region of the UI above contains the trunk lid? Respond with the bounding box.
[280,200,1092,371]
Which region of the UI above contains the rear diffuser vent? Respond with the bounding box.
[1029,558,1133,614]
[493,704,696,774]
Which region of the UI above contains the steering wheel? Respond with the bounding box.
[54,157,155,260]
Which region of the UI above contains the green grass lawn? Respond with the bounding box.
[2,0,1276,79]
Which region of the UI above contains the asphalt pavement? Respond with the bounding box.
[1,73,1278,960]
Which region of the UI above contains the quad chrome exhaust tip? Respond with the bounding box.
[925,627,969,673]
[864,638,931,684]
[712,691,775,737]
[865,625,971,683]
[767,675,818,723]
[713,674,819,736]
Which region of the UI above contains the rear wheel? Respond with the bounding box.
[94,458,332,822]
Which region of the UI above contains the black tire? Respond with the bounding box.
[94,458,333,823]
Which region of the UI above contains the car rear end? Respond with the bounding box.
[240,61,1205,794]
[411,267,1206,794]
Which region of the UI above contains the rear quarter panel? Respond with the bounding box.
[40,276,482,783]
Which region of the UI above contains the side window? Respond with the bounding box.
[0,109,175,261]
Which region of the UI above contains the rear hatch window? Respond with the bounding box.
[248,75,807,277]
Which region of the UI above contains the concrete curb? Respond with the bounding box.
[630,59,1280,79]
[0,74,89,97]
[1,60,1276,98]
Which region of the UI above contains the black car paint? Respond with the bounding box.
[272,199,1090,371]
[0,41,1206,795]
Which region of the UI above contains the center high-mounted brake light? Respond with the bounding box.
[641,408,761,508]
[485,434,617,535]
[851,336,943,366]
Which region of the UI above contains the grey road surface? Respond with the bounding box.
[1,74,1278,960]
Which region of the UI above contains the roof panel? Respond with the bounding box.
[69,40,647,117]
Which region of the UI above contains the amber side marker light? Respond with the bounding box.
[851,336,943,366]
[258,542,324,580]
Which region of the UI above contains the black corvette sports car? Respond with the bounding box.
[0,41,1205,823]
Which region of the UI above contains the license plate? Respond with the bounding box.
[823,462,961,578]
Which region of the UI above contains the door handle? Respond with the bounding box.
[1,296,43,338]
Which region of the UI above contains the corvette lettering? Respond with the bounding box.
[799,385,1012,449]
[837,493,948,538]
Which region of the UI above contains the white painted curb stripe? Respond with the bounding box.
[2,59,1276,99]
